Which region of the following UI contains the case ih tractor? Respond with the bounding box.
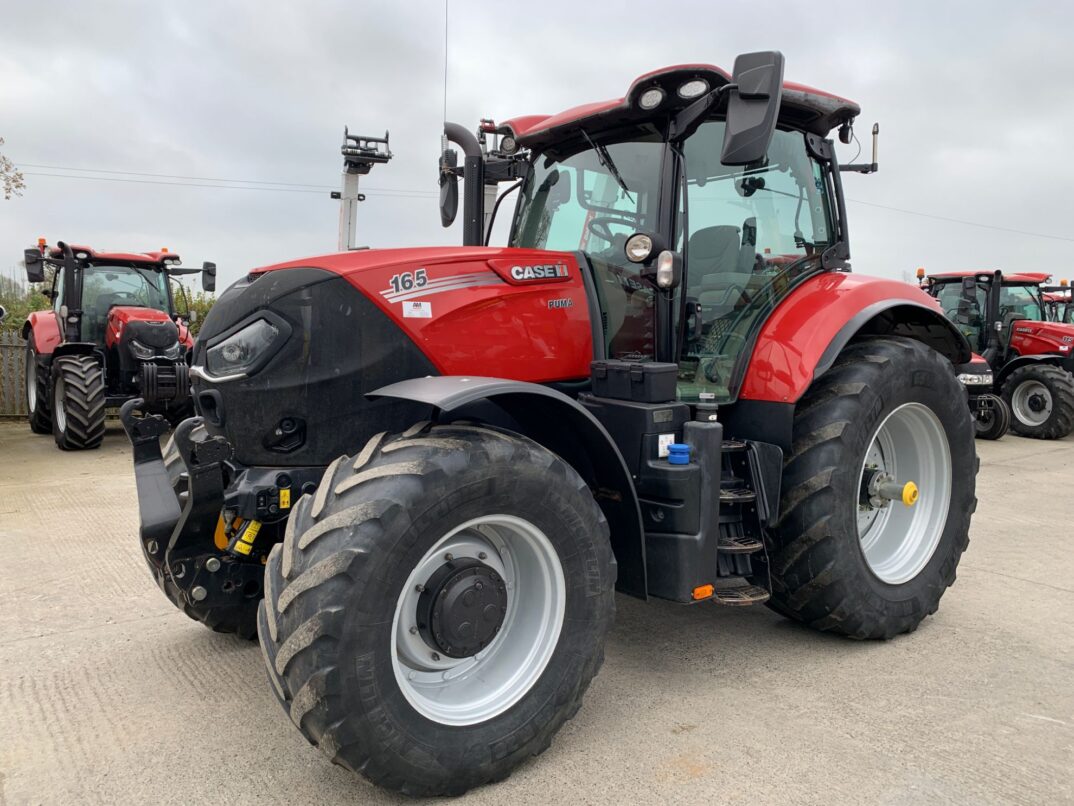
[924,269,1074,439]
[123,53,976,796]
[21,241,215,450]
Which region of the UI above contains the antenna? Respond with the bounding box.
[333,128,393,251]
[443,0,449,125]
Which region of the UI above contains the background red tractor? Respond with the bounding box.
[924,269,1074,438]
[22,241,214,449]
[124,52,976,796]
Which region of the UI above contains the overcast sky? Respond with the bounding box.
[2,0,1073,289]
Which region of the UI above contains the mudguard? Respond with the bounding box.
[741,273,971,403]
[996,354,1073,387]
[369,376,648,599]
[22,311,62,355]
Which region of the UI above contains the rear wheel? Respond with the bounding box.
[258,423,615,796]
[25,341,51,434]
[768,337,976,639]
[1002,364,1074,439]
[974,393,1010,440]
[50,355,106,450]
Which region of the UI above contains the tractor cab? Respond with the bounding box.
[21,240,217,449]
[925,270,1074,438]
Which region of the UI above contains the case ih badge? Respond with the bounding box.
[510,262,568,281]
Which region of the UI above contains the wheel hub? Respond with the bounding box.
[418,558,508,658]
[1028,394,1046,413]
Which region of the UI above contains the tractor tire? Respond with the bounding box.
[974,394,1010,440]
[1001,364,1074,439]
[258,423,615,797]
[768,337,976,640]
[153,425,260,640]
[25,341,52,434]
[50,355,106,450]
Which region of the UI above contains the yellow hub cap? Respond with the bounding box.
[901,481,919,507]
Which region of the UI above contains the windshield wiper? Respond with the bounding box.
[581,130,634,204]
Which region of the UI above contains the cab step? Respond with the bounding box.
[722,439,748,452]
[713,578,771,606]
[717,533,764,554]
[720,487,756,504]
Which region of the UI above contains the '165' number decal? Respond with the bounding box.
[389,269,428,293]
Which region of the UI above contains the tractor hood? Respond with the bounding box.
[1009,320,1074,355]
[191,246,595,467]
[105,305,192,349]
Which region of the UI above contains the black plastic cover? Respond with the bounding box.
[590,360,678,403]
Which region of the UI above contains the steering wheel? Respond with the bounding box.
[586,216,635,244]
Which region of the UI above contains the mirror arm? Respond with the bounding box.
[669,84,734,142]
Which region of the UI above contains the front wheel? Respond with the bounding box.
[768,337,976,639]
[25,341,52,434]
[51,355,106,450]
[258,423,615,797]
[1002,364,1074,439]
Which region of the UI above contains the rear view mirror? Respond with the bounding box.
[24,248,46,283]
[202,261,217,293]
[956,277,979,325]
[720,51,785,166]
[439,149,459,227]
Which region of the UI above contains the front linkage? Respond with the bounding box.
[120,400,267,613]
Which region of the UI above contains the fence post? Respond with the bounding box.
[0,331,28,417]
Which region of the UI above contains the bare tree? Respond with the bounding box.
[1,138,25,200]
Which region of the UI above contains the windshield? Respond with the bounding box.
[998,284,1044,322]
[82,264,170,343]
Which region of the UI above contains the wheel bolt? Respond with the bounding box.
[478,552,487,560]
[146,540,159,555]
[191,586,208,602]
[445,552,454,561]
[409,626,418,635]
[431,652,441,661]
[415,584,425,593]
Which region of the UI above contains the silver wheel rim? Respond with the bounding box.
[26,354,36,411]
[1010,380,1052,427]
[54,375,67,433]
[391,515,565,726]
[857,402,952,585]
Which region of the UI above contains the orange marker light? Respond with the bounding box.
[1062,279,1069,287]
[916,267,925,279]
[161,247,169,253]
[37,237,46,246]
[692,584,714,601]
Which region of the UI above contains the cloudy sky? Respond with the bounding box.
[2,0,1073,289]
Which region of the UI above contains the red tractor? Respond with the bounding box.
[22,241,214,449]
[924,269,1074,438]
[123,53,976,796]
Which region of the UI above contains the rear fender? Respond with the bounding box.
[369,376,647,599]
[741,273,971,404]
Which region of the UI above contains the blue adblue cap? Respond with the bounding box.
[667,443,691,465]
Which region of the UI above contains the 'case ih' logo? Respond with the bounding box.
[510,263,568,281]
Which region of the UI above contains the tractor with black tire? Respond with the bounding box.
[124,52,977,797]
[21,241,215,450]
[955,353,1011,440]
[924,269,1074,439]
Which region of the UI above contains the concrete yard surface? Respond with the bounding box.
[0,419,1072,805]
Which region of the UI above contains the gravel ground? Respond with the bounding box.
[0,420,1071,805]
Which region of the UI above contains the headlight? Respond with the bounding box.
[161,342,183,360]
[206,318,281,378]
[957,372,993,386]
[129,339,156,360]
[678,79,709,99]
[638,88,664,110]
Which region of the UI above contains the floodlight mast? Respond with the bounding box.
[335,128,393,251]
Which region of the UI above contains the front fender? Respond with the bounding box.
[741,273,971,403]
[369,376,647,599]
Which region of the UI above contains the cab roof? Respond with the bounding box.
[499,64,861,150]
[45,244,180,265]
[928,270,1052,285]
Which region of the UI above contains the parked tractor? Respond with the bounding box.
[21,241,214,449]
[924,269,1074,439]
[123,53,976,796]
[956,353,1010,439]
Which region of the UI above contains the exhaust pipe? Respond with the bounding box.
[443,122,485,246]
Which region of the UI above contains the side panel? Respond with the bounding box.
[740,273,968,403]
[335,248,594,383]
[1009,322,1074,359]
[23,311,62,354]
